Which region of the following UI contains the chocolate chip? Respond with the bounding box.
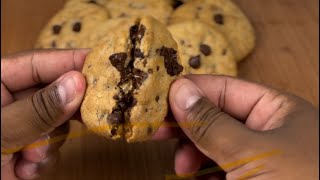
[108,110,124,124]
[130,24,146,44]
[189,55,201,69]
[172,0,183,9]
[72,22,82,32]
[88,65,92,69]
[200,44,212,56]
[88,0,97,4]
[157,46,183,76]
[145,108,148,112]
[156,66,160,71]
[109,52,127,71]
[52,25,61,35]
[134,49,144,58]
[111,127,117,136]
[113,95,120,100]
[222,49,227,55]
[155,96,159,102]
[147,126,153,135]
[214,14,224,25]
[51,41,56,48]
[133,69,148,88]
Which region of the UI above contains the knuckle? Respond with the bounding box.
[187,98,224,144]
[31,85,63,132]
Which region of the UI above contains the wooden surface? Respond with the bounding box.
[1,0,319,179]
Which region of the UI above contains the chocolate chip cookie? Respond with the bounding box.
[81,16,183,142]
[169,0,255,61]
[35,1,109,49]
[106,0,173,24]
[168,21,237,76]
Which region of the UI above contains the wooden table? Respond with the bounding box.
[1,0,319,179]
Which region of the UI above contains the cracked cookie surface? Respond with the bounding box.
[168,21,237,76]
[81,16,183,142]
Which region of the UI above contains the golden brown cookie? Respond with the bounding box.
[81,16,183,142]
[169,0,255,61]
[168,21,237,76]
[35,1,109,49]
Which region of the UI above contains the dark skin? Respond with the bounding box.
[1,50,319,179]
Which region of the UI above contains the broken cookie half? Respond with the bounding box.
[81,16,183,142]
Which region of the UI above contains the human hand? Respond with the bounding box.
[1,49,89,180]
[167,75,319,179]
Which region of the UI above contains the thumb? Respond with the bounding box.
[1,71,86,154]
[169,78,258,167]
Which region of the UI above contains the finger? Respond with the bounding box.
[169,78,259,168]
[1,49,90,92]
[13,88,39,100]
[15,152,59,180]
[1,71,85,154]
[1,82,14,107]
[21,122,69,163]
[174,141,205,176]
[185,75,295,130]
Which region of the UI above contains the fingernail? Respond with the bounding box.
[58,76,77,105]
[175,80,202,111]
[23,162,38,178]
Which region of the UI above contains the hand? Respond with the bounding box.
[168,75,319,179]
[1,49,89,180]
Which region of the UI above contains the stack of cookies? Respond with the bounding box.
[35,0,255,142]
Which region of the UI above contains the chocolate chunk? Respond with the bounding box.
[172,0,183,9]
[130,24,146,44]
[133,69,148,88]
[155,96,159,102]
[52,25,61,35]
[189,55,201,69]
[109,52,127,71]
[200,44,212,56]
[51,41,57,48]
[108,110,124,124]
[157,46,183,76]
[134,49,144,58]
[147,126,153,135]
[111,127,117,136]
[222,49,228,55]
[145,108,148,112]
[156,66,160,71]
[72,22,82,32]
[214,14,224,25]
[113,95,120,100]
